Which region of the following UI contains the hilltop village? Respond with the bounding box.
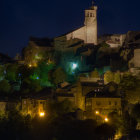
[1,3,140,140]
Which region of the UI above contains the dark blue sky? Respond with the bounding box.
[1,0,140,57]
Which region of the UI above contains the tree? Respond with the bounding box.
[122,111,137,135]
[0,65,5,81]
[104,71,114,84]
[0,108,32,140]
[0,80,11,94]
[23,45,39,66]
[108,112,123,133]
[114,72,121,84]
[90,69,99,78]
[21,78,42,94]
[119,73,137,90]
[52,67,66,86]
[95,123,116,140]
[38,62,54,87]
[23,62,55,87]
[5,64,18,82]
[131,103,140,122]
[109,85,116,93]
[47,100,75,120]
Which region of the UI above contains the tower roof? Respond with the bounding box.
[89,6,95,10]
[87,1,97,10]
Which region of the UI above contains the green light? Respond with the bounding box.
[72,63,77,70]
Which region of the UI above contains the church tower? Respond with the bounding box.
[84,2,98,44]
[65,2,98,45]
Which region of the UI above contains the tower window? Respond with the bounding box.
[87,12,89,17]
[90,13,93,17]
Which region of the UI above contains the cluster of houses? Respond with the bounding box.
[3,3,140,123]
[0,75,122,123]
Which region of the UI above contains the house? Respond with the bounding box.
[21,97,47,117]
[85,91,122,120]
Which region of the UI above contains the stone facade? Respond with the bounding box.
[129,49,140,76]
[86,97,122,119]
[66,5,97,45]
[132,49,140,68]
[106,34,126,48]
[21,98,47,117]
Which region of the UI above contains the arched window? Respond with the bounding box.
[87,12,89,17]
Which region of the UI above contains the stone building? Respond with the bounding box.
[126,31,140,76]
[106,34,126,48]
[21,98,47,117]
[86,91,122,120]
[98,34,126,48]
[129,49,140,76]
[0,100,21,117]
[66,4,98,45]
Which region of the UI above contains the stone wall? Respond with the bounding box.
[66,26,86,42]
[86,97,122,119]
[21,99,47,117]
[133,49,140,67]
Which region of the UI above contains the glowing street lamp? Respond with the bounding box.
[95,111,99,115]
[39,112,45,117]
[105,117,109,122]
[28,64,32,67]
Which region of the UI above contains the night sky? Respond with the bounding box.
[1,0,140,57]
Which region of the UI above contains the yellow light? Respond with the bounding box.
[39,112,45,117]
[29,64,32,67]
[105,117,109,122]
[95,111,99,115]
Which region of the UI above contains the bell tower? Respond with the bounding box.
[84,1,98,44]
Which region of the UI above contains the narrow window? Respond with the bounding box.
[90,13,92,17]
